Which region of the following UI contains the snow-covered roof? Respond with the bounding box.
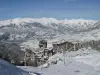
[52,39,80,45]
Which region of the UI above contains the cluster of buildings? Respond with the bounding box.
[24,39,100,66]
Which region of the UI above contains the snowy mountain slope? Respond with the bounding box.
[0,18,97,41]
[0,18,97,31]
[54,21,100,43]
[0,17,99,50]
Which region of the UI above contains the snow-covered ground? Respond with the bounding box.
[18,47,100,75]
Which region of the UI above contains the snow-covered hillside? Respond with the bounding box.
[0,17,97,41]
[0,17,99,49]
[0,18,97,31]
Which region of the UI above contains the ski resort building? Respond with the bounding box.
[24,40,54,66]
[24,47,54,66]
[24,39,100,66]
[52,40,77,53]
[52,39,89,52]
[52,39,100,53]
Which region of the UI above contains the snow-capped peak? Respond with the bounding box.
[0,17,97,26]
[0,17,98,34]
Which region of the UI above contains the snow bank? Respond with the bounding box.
[74,48,100,67]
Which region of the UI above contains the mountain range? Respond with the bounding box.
[0,17,99,49]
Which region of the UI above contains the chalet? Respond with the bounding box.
[24,40,54,66]
[52,39,86,53]
[52,40,76,53]
[52,38,100,53]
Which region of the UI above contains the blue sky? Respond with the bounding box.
[0,0,100,20]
